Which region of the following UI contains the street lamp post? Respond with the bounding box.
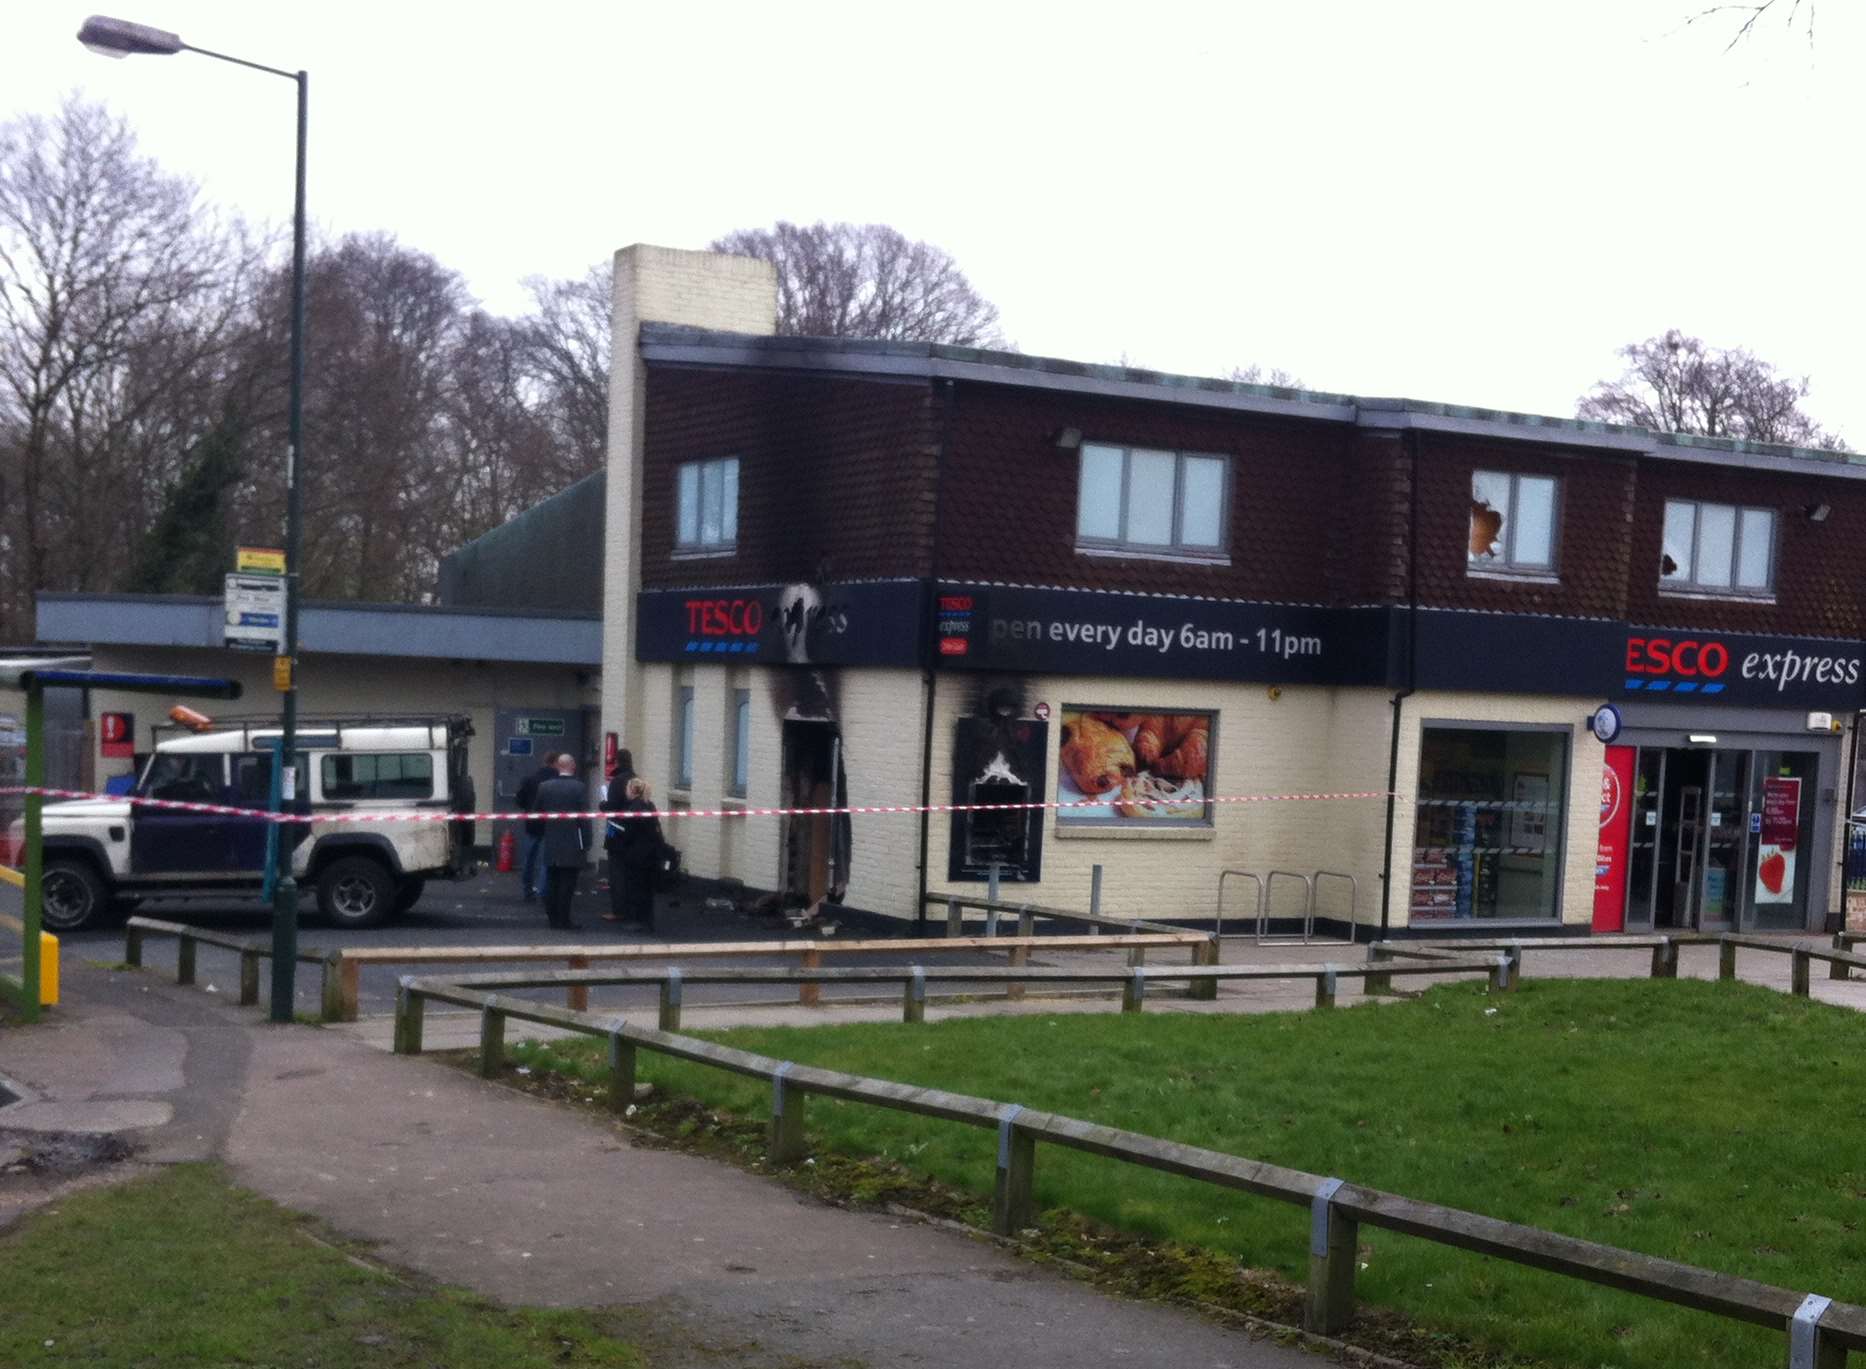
[79,15,307,1022]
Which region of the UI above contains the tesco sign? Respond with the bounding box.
[685,598,764,637]
[1626,634,1863,696]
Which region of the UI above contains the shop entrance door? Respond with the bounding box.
[1624,745,1814,931]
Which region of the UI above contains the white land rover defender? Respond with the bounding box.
[20,715,477,932]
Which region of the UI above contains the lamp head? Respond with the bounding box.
[78,15,184,59]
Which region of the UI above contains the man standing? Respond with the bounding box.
[513,750,558,900]
[534,753,591,930]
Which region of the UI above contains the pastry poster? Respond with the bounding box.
[1057,708,1213,825]
[1754,776,1801,905]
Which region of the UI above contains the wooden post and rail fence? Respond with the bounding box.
[387,968,1866,1364]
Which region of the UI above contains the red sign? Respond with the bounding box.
[1592,745,1635,932]
[938,637,969,657]
[100,711,135,759]
[1624,636,1732,681]
[684,598,763,637]
[1755,776,1802,904]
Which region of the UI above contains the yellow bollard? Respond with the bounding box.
[38,930,57,1006]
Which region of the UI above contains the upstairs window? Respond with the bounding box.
[1468,471,1558,574]
[1076,443,1228,556]
[676,457,739,552]
[1661,499,1774,594]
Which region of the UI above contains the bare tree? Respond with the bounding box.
[516,262,611,468]
[1689,1,1815,51]
[1577,329,1843,448]
[1228,363,1307,389]
[0,96,250,637]
[710,221,1005,347]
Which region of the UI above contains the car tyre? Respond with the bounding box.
[392,877,426,915]
[42,858,110,932]
[316,855,394,930]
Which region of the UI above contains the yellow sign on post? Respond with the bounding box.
[237,546,287,575]
[273,656,294,692]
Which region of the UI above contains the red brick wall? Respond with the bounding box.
[1624,459,1866,638]
[934,384,1363,603]
[640,366,938,588]
[1411,434,1636,619]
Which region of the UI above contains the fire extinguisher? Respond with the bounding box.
[495,828,516,873]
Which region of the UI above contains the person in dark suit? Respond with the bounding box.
[533,754,590,930]
[607,777,663,931]
[513,750,559,900]
[599,752,639,925]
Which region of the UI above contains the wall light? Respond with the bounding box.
[1051,426,1083,451]
[1806,502,1831,523]
[1688,734,1718,745]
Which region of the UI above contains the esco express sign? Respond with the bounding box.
[1625,633,1862,697]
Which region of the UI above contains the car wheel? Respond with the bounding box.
[392,877,425,915]
[316,856,394,930]
[42,859,110,932]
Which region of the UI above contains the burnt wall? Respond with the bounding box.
[640,366,939,589]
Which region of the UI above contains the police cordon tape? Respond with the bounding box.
[0,784,1392,824]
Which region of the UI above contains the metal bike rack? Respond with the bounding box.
[1259,870,1316,945]
[1309,870,1359,946]
[1216,869,1264,940]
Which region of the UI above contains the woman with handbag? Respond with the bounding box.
[603,776,663,931]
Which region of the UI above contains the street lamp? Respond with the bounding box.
[78,15,308,1023]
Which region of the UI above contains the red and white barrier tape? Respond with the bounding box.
[0,784,1392,825]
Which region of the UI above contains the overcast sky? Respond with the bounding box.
[8,2,1862,441]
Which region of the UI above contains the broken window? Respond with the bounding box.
[1660,499,1773,593]
[1468,471,1557,573]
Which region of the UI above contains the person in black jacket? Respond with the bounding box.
[602,776,663,931]
[513,751,559,900]
[533,754,591,930]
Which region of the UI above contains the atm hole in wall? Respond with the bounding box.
[965,776,1031,870]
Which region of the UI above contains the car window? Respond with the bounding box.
[138,754,225,803]
[231,752,312,806]
[321,752,435,801]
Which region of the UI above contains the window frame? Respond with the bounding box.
[674,456,740,555]
[1659,498,1777,597]
[1468,470,1561,577]
[1074,443,1231,560]
[727,688,751,799]
[674,685,696,791]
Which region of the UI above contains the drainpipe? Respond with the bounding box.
[1838,713,1860,933]
[1378,428,1422,937]
[914,379,957,933]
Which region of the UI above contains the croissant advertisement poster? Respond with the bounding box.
[1057,708,1214,826]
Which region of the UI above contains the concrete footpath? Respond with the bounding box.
[0,964,1325,1369]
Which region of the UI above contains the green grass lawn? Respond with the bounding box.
[0,1164,642,1368]
[512,977,1866,1368]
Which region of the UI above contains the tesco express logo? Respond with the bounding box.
[1625,636,1862,694]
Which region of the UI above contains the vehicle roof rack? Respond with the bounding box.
[149,712,474,751]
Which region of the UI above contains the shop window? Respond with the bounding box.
[727,688,750,798]
[320,752,433,801]
[1468,471,1558,573]
[674,685,695,790]
[1411,725,1568,922]
[676,457,739,552]
[1057,708,1214,827]
[1660,499,1774,594]
[1076,444,1228,557]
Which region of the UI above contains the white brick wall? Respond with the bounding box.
[601,246,778,768]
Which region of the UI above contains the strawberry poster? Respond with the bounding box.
[1754,776,1802,905]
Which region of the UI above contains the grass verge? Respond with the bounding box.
[504,977,1866,1369]
[0,1163,644,1368]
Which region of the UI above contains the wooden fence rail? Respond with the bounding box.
[398,953,1507,1030]
[919,892,1187,938]
[393,973,1866,1363]
[125,917,338,1015]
